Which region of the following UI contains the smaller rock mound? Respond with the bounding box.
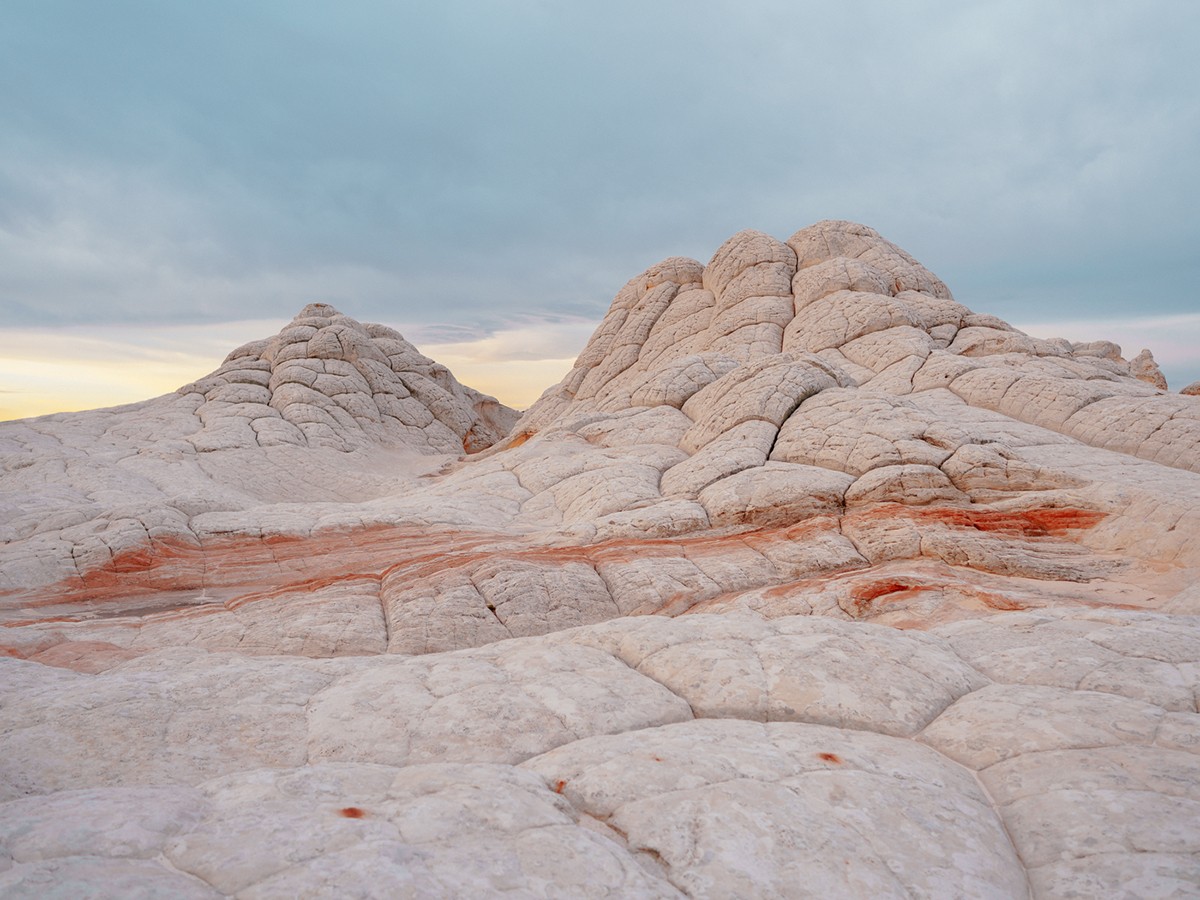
[179,304,518,453]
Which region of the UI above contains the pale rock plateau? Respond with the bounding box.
[1,221,1198,897]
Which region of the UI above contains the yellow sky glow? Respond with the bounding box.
[7,313,1195,423]
[0,319,589,422]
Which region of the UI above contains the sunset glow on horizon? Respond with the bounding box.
[4,310,1197,424]
[0,317,593,422]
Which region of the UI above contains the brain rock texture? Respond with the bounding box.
[1,221,1198,898]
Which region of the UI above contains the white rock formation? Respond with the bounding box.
[1,221,1198,897]
[0,303,517,596]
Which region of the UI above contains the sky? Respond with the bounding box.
[2,0,1198,420]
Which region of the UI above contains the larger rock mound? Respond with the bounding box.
[519,221,1198,475]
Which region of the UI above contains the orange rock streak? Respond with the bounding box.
[2,503,1106,631]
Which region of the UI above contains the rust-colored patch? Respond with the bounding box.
[851,580,915,603]
[339,806,366,818]
[3,615,87,628]
[760,583,797,601]
[844,573,1037,622]
[26,514,845,620]
[7,500,1108,629]
[553,780,567,794]
[978,592,1028,612]
[929,506,1106,536]
[12,524,506,618]
[842,579,926,618]
[849,503,1105,537]
[105,547,160,574]
[817,752,843,764]
[224,573,381,611]
[27,640,139,674]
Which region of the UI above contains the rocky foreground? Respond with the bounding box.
[1,220,1198,897]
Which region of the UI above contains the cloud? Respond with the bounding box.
[414,317,595,363]
[0,313,593,421]
[416,317,595,408]
[0,0,1196,405]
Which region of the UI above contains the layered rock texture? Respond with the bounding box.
[2,221,1198,897]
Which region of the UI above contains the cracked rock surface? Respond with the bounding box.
[2,220,1198,896]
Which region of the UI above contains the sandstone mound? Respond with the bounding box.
[180,303,516,454]
[0,307,517,594]
[518,220,1196,473]
[1,221,1198,897]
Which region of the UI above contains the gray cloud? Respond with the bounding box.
[1,0,1197,358]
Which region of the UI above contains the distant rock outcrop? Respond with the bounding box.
[1128,347,1169,390]
[1,221,1198,898]
[180,302,517,454]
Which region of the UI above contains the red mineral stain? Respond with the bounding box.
[849,503,1105,537]
[553,780,567,794]
[843,579,927,618]
[6,500,1106,630]
[225,572,380,610]
[11,524,504,616]
[978,592,1029,612]
[3,615,83,627]
[339,807,366,818]
[817,752,843,764]
[928,506,1105,536]
[25,517,829,619]
[852,581,914,603]
[761,583,798,601]
[105,547,160,574]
